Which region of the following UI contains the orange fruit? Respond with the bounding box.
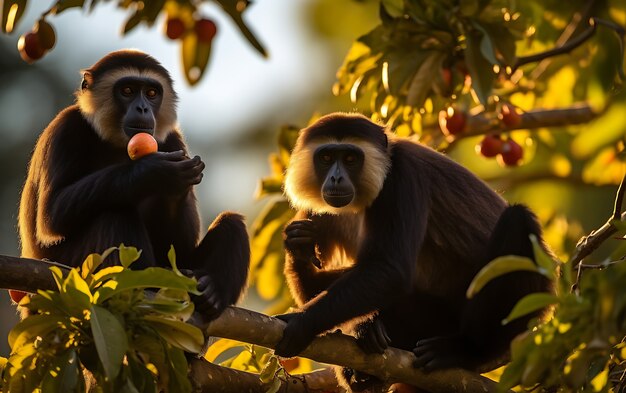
[127,133,158,160]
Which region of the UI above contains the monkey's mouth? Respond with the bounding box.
[125,125,154,137]
[322,191,354,208]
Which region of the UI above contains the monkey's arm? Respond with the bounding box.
[41,122,203,238]
[283,213,353,305]
[276,175,430,357]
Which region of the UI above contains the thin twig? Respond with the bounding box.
[613,174,626,220]
[529,1,595,80]
[514,17,625,72]
[571,174,626,292]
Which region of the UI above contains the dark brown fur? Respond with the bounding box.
[276,113,552,390]
[18,50,250,319]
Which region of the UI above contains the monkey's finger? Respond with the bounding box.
[285,227,316,238]
[371,322,391,353]
[412,348,436,369]
[286,221,316,231]
[197,275,213,292]
[285,237,315,247]
[160,150,186,161]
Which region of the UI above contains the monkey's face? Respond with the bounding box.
[314,144,364,208]
[113,76,163,139]
[77,67,178,148]
[285,137,390,215]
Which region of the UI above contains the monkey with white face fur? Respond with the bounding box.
[18,50,249,319]
[275,112,552,392]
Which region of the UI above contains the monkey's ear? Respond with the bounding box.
[383,132,388,148]
[81,71,93,90]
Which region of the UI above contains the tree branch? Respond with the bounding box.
[462,104,598,137]
[0,255,506,392]
[513,17,625,72]
[188,359,342,393]
[194,307,504,392]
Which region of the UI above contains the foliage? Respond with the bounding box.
[1,245,204,393]
[1,0,266,84]
[334,0,625,145]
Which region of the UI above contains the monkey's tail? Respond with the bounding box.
[485,204,544,263]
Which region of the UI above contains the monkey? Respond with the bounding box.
[274,112,552,391]
[17,49,250,319]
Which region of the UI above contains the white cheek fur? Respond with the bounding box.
[284,137,390,215]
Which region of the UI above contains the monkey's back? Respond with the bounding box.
[387,139,507,296]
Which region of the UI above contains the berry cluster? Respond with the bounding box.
[439,103,525,167]
[17,19,56,63]
[165,16,217,43]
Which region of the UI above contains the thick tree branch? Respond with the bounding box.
[195,307,504,392]
[188,360,342,393]
[462,104,597,137]
[0,255,505,393]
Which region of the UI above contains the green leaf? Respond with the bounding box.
[214,0,267,58]
[81,246,116,278]
[90,305,128,380]
[165,344,192,393]
[466,256,538,298]
[181,30,213,86]
[95,267,200,303]
[119,244,142,268]
[474,21,517,65]
[204,338,246,362]
[60,269,94,314]
[1,0,27,33]
[472,23,499,66]
[127,355,157,393]
[8,314,65,350]
[259,356,279,383]
[167,245,177,269]
[406,51,445,108]
[143,315,204,353]
[464,30,496,105]
[529,234,557,279]
[40,350,82,393]
[91,266,124,287]
[50,266,65,291]
[502,293,558,324]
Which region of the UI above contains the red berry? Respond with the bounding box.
[477,134,503,158]
[165,17,186,40]
[438,107,466,136]
[17,31,45,63]
[498,139,523,166]
[499,103,522,128]
[195,18,217,43]
[9,290,27,303]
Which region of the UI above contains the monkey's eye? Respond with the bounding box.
[345,154,355,163]
[146,88,158,99]
[121,86,133,96]
[321,154,332,163]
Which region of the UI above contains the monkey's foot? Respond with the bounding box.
[412,335,469,371]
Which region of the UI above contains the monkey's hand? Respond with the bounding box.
[135,151,205,195]
[284,220,322,268]
[355,317,391,354]
[412,335,468,371]
[274,312,317,358]
[185,271,227,321]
